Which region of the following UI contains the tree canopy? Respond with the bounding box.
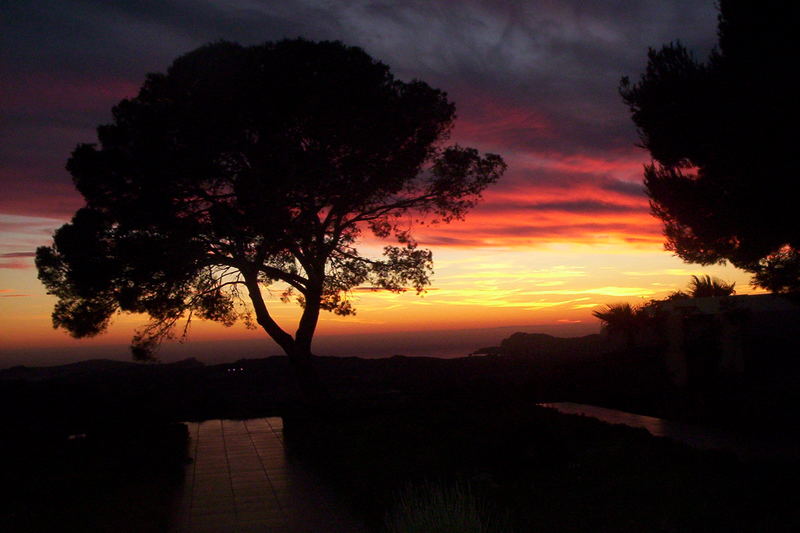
[36,39,505,395]
[620,0,800,292]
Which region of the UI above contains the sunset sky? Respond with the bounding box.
[0,1,762,366]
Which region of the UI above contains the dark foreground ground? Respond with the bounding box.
[287,397,800,533]
[2,422,188,532]
[2,352,799,531]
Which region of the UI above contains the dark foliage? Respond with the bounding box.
[686,274,736,297]
[285,400,800,533]
[1,423,188,532]
[620,0,800,292]
[591,303,649,347]
[35,39,504,397]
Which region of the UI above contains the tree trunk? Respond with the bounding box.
[295,285,322,356]
[286,346,331,410]
[291,286,331,409]
[244,272,330,410]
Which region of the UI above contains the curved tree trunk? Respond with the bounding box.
[291,285,330,407]
[244,272,331,410]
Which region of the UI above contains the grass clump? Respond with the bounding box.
[384,481,511,533]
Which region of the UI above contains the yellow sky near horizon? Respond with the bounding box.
[0,222,763,355]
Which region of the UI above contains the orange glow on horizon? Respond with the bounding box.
[1,236,765,356]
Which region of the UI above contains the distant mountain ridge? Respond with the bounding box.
[1,332,607,382]
[0,357,204,381]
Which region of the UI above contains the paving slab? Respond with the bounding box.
[171,417,366,533]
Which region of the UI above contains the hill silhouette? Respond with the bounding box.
[0,357,204,381]
[475,332,606,360]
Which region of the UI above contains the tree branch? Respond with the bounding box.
[258,265,309,293]
[347,193,437,224]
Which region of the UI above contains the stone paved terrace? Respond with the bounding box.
[171,418,367,533]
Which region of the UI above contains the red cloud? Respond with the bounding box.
[0,259,32,269]
[5,73,140,114]
[1,252,36,258]
[451,94,555,150]
[410,161,657,248]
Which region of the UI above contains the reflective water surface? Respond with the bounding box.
[541,402,796,461]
